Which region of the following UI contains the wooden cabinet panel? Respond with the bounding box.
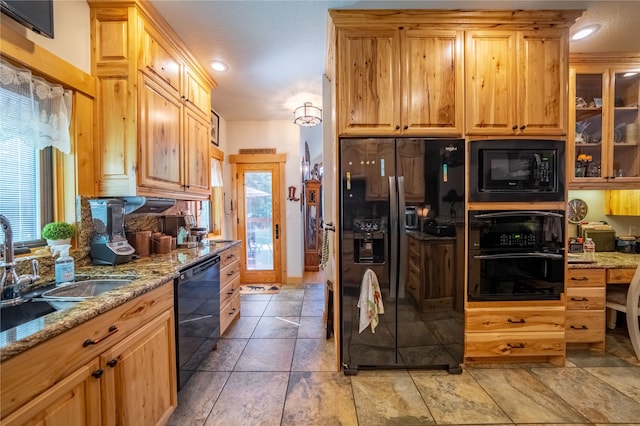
[184,66,211,118]
[465,307,565,332]
[184,108,211,195]
[565,268,606,287]
[337,29,400,135]
[1,360,101,426]
[565,267,605,348]
[606,268,637,283]
[465,331,565,358]
[101,310,177,426]
[140,26,181,93]
[565,311,605,343]
[220,245,241,270]
[221,294,241,334]
[566,287,606,310]
[220,246,241,335]
[138,75,184,192]
[607,190,640,215]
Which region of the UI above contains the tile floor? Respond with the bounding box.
[168,283,640,426]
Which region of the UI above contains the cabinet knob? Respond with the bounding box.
[403,125,408,130]
[92,369,104,379]
[107,359,118,368]
[395,125,400,130]
[512,125,518,131]
[520,125,526,130]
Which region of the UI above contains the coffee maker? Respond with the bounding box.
[89,199,135,265]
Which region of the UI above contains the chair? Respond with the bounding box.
[605,263,640,360]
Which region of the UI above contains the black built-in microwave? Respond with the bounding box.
[469,139,565,202]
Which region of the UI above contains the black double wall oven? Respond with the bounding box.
[468,210,565,301]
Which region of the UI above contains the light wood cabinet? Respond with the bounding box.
[304,180,323,271]
[565,268,606,350]
[606,190,640,216]
[220,245,241,334]
[336,28,463,136]
[464,304,565,364]
[407,236,455,311]
[465,29,568,136]
[0,283,176,424]
[89,0,215,200]
[568,54,640,188]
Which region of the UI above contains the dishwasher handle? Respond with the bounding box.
[180,255,221,280]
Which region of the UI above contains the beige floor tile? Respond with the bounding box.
[301,299,325,316]
[263,300,303,316]
[411,370,511,424]
[234,338,296,371]
[584,366,640,401]
[221,315,260,339]
[351,370,435,425]
[204,371,289,426]
[197,338,248,372]
[468,368,587,423]
[252,316,300,338]
[297,316,328,339]
[282,371,357,426]
[167,371,230,425]
[291,338,337,372]
[241,300,269,316]
[530,367,640,423]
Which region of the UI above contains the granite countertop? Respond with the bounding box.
[568,252,640,269]
[0,240,241,362]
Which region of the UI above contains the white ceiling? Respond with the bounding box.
[149,0,640,122]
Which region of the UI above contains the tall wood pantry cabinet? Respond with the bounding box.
[88,0,216,200]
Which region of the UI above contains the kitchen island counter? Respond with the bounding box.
[0,240,240,362]
[568,252,640,269]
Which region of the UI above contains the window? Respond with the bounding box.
[0,58,70,247]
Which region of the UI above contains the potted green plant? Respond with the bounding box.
[42,221,74,246]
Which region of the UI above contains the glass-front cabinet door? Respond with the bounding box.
[569,56,640,188]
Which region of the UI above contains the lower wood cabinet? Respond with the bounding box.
[464,305,565,365]
[220,244,241,334]
[565,268,606,350]
[0,283,177,425]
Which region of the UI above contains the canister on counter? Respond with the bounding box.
[135,231,152,256]
[154,235,172,254]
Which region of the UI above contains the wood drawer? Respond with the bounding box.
[1,282,174,418]
[465,307,565,332]
[220,245,241,269]
[221,259,240,286]
[566,287,605,310]
[220,274,241,308]
[607,268,636,284]
[465,331,565,358]
[220,294,240,335]
[565,311,605,343]
[566,268,606,288]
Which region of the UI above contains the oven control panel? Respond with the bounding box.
[498,233,537,247]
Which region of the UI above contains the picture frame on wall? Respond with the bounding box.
[211,110,219,146]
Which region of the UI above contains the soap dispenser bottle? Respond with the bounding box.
[55,244,75,285]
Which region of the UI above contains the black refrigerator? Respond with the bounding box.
[339,137,464,374]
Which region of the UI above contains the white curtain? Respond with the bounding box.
[0,58,72,154]
[211,158,224,187]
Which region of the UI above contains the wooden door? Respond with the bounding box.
[465,30,517,135]
[1,360,101,426]
[236,162,283,284]
[518,29,567,135]
[101,310,177,426]
[337,28,400,135]
[184,107,211,195]
[138,74,183,193]
[402,29,464,135]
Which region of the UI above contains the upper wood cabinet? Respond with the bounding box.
[568,53,640,189]
[336,28,463,136]
[465,29,568,136]
[89,0,215,200]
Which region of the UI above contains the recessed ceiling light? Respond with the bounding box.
[210,61,228,72]
[571,24,601,41]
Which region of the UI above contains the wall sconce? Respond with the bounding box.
[293,102,322,127]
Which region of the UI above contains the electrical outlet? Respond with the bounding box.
[630,225,637,236]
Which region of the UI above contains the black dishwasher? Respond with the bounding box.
[175,255,221,390]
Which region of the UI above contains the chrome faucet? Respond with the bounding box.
[1,214,40,306]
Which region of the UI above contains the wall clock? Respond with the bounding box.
[568,198,588,224]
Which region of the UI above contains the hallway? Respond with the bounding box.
[168,276,640,425]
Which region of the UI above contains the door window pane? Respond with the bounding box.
[244,171,273,270]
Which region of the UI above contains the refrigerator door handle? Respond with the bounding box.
[397,176,407,299]
[389,175,398,300]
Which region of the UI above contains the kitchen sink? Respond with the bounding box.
[0,300,58,332]
[41,279,133,300]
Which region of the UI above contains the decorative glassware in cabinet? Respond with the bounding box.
[575,73,604,178]
[612,71,640,178]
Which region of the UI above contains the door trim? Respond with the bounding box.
[229,153,287,283]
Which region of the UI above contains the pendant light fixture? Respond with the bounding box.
[293,102,322,127]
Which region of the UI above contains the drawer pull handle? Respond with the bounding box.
[107,359,118,368]
[92,369,104,379]
[570,325,588,330]
[83,325,119,348]
[507,318,526,324]
[571,277,589,281]
[228,308,237,315]
[227,289,235,295]
[571,297,589,302]
[227,254,235,259]
[507,342,525,349]
[227,270,236,276]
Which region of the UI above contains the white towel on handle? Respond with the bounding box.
[357,269,385,333]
